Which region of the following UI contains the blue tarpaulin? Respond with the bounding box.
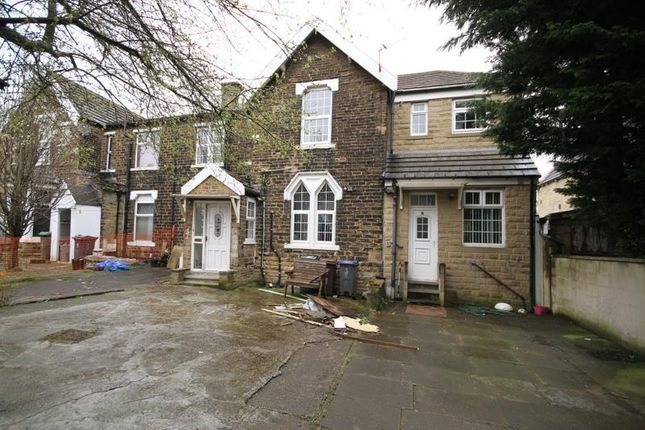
[96,259,131,272]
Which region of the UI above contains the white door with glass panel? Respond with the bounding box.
[192,201,230,271]
[408,193,438,281]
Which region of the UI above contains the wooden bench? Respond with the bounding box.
[285,259,330,297]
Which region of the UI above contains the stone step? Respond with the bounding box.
[185,272,222,280]
[407,297,441,305]
[407,286,440,294]
[179,279,221,288]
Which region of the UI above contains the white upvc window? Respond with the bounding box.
[452,99,484,133]
[284,172,342,251]
[297,78,339,149]
[410,102,428,136]
[129,191,157,246]
[244,197,256,244]
[103,132,115,172]
[133,129,159,170]
[35,115,52,166]
[194,123,224,167]
[463,190,505,247]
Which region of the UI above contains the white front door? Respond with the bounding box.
[205,202,231,271]
[408,198,438,281]
[194,202,231,271]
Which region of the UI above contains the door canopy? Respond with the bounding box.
[181,164,245,197]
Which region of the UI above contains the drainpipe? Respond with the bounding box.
[259,196,267,287]
[115,190,121,246]
[269,211,282,288]
[121,124,133,256]
[391,187,398,297]
[529,177,537,309]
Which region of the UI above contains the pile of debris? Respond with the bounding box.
[263,295,379,334]
[260,290,418,351]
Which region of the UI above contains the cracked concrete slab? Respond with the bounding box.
[0,284,331,429]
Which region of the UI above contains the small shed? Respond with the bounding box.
[50,183,102,262]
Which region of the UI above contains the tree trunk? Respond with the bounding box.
[9,236,20,269]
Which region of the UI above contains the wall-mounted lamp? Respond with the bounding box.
[448,191,456,199]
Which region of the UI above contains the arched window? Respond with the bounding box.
[284,172,342,250]
[317,182,335,243]
[292,183,310,241]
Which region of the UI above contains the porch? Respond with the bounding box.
[172,164,257,286]
[383,148,539,308]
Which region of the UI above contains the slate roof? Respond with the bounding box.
[397,70,478,91]
[56,77,142,126]
[539,168,564,185]
[384,148,540,180]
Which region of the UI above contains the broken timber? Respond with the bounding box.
[261,308,418,351]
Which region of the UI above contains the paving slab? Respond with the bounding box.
[401,409,504,430]
[248,339,349,417]
[320,393,402,430]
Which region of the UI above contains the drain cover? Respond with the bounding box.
[42,329,98,344]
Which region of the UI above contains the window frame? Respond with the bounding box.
[410,102,428,136]
[128,191,157,247]
[462,189,505,248]
[452,98,485,134]
[284,173,342,251]
[300,86,333,148]
[102,132,115,172]
[193,122,224,167]
[244,197,257,244]
[132,128,160,170]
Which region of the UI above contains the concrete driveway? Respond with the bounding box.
[1,277,644,429]
[0,285,335,429]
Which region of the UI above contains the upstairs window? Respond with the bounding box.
[296,78,338,149]
[35,116,53,166]
[463,190,504,246]
[301,87,332,145]
[134,129,159,169]
[453,99,484,133]
[104,132,115,171]
[245,198,256,244]
[410,103,428,136]
[195,123,224,166]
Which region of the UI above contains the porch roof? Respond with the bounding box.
[384,148,539,180]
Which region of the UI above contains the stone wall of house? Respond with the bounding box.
[537,177,574,218]
[230,34,390,292]
[392,98,496,152]
[103,122,198,259]
[383,184,532,308]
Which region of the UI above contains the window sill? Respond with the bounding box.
[130,167,159,171]
[300,142,335,150]
[451,129,484,135]
[462,243,505,249]
[128,241,156,247]
[410,133,428,138]
[243,239,256,245]
[100,169,116,173]
[284,243,340,251]
[191,163,224,169]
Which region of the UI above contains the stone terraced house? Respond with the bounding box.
[86,25,539,307]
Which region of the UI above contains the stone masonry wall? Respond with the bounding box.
[392,97,498,152]
[383,185,532,308]
[229,34,390,291]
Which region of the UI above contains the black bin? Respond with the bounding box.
[338,260,358,297]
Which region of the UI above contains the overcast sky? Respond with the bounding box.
[205,0,493,81]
